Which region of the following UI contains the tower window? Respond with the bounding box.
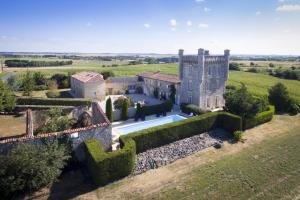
[188,80,192,91]
[188,94,192,104]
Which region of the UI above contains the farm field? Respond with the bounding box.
[235,60,300,69]
[27,114,300,199]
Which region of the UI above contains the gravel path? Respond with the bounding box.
[134,129,230,175]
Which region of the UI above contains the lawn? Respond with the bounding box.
[0,114,26,137]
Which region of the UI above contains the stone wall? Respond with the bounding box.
[0,101,112,161]
[178,48,230,110]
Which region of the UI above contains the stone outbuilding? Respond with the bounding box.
[71,72,106,100]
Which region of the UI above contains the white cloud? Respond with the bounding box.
[255,11,261,15]
[86,22,92,27]
[170,19,177,27]
[186,20,192,26]
[195,0,205,3]
[204,7,211,12]
[144,23,151,28]
[276,4,300,12]
[198,23,209,28]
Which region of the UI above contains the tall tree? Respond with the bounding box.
[121,98,129,120]
[169,84,176,104]
[0,80,16,112]
[21,71,35,96]
[106,97,113,122]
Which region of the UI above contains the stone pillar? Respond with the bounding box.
[26,109,33,137]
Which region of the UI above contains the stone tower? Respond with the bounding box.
[178,48,230,110]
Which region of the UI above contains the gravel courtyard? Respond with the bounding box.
[134,128,231,175]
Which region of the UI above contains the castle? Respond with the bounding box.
[71,48,230,111]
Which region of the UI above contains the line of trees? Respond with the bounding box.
[5,59,73,67]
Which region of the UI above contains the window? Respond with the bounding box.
[185,66,189,77]
[208,67,211,75]
[207,98,210,108]
[188,80,192,91]
[215,96,219,108]
[189,66,192,76]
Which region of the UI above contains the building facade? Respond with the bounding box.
[71,72,106,100]
[178,48,230,110]
[70,48,229,111]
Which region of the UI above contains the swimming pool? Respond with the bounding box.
[114,115,187,135]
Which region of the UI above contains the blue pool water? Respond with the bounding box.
[114,115,187,135]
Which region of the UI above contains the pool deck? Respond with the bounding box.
[111,109,191,142]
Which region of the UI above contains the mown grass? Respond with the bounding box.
[140,124,300,200]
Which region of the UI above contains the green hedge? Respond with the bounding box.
[243,105,275,130]
[141,100,173,116]
[180,103,209,115]
[16,97,91,107]
[84,137,136,186]
[126,112,242,153]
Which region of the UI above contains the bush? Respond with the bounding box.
[51,74,70,89]
[288,100,300,115]
[243,106,275,130]
[84,137,136,186]
[233,131,243,142]
[268,83,290,113]
[229,62,241,71]
[141,100,173,116]
[16,97,91,106]
[113,96,134,110]
[100,71,115,80]
[127,112,242,153]
[121,98,129,120]
[0,140,70,198]
[247,68,259,73]
[5,59,72,67]
[180,103,208,115]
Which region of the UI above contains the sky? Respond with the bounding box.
[0,0,300,55]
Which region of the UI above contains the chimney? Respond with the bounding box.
[204,50,209,56]
[198,48,205,56]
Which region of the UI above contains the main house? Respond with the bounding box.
[71,48,230,110]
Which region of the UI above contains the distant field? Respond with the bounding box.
[3,61,300,103]
[235,60,300,69]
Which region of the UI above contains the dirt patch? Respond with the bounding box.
[0,114,26,137]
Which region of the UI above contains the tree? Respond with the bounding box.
[169,84,176,104]
[121,98,129,120]
[39,108,71,134]
[268,83,291,112]
[0,140,70,198]
[224,84,266,119]
[106,97,113,122]
[33,72,46,85]
[229,62,240,71]
[135,102,141,119]
[0,80,16,112]
[21,71,35,96]
[269,63,275,68]
[100,71,115,80]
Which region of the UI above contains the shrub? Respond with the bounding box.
[106,97,113,122]
[16,97,91,106]
[0,140,70,198]
[46,90,60,98]
[180,103,208,115]
[268,83,290,113]
[141,100,173,116]
[121,98,129,120]
[51,74,70,89]
[100,71,115,80]
[288,99,300,115]
[229,62,241,71]
[243,105,275,130]
[113,96,134,110]
[233,131,243,142]
[247,68,259,73]
[84,137,136,186]
[127,112,242,153]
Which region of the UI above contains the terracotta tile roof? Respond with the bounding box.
[71,72,104,83]
[139,71,181,84]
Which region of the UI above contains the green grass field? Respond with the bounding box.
[142,122,300,200]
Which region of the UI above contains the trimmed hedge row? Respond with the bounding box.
[84,136,136,186]
[180,103,209,115]
[126,112,242,153]
[16,97,91,107]
[141,100,173,116]
[243,105,275,130]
